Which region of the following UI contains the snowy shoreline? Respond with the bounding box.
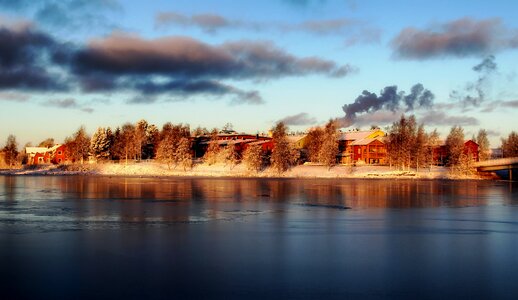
[0,162,490,180]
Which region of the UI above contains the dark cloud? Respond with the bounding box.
[43,98,93,113]
[419,111,479,126]
[127,79,264,105]
[341,84,434,127]
[0,0,121,31]
[450,55,497,108]
[392,17,518,59]
[278,112,317,126]
[154,12,380,45]
[0,22,68,91]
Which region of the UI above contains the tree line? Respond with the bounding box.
[2,117,518,173]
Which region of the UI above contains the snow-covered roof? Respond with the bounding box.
[26,144,62,154]
[350,137,385,146]
[338,130,384,141]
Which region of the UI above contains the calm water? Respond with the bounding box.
[1,176,518,299]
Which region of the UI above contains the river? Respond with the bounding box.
[1,176,517,299]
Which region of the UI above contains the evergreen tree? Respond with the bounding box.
[243,144,263,172]
[318,119,338,169]
[90,127,111,161]
[270,122,291,173]
[143,124,159,159]
[502,131,518,157]
[476,129,490,161]
[3,135,18,168]
[38,138,54,148]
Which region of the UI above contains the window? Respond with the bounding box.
[58,151,62,155]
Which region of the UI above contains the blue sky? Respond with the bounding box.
[1,0,517,146]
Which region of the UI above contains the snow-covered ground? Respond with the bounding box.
[0,162,487,180]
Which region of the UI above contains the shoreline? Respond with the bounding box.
[0,162,491,180]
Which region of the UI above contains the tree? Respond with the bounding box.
[204,129,220,165]
[156,130,175,169]
[426,129,440,169]
[38,138,54,148]
[413,124,427,172]
[445,125,465,168]
[134,119,148,161]
[270,122,291,173]
[476,129,490,161]
[223,142,239,168]
[156,123,191,168]
[65,126,90,164]
[502,131,518,157]
[318,119,338,169]
[175,137,193,171]
[110,127,123,160]
[306,127,324,162]
[143,124,159,159]
[242,144,263,172]
[3,135,18,168]
[90,127,112,161]
[120,123,138,164]
[387,115,417,170]
[192,126,209,136]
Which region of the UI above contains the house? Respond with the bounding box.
[337,129,387,164]
[433,140,479,165]
[26,144,67,165]
[193,132,273,158]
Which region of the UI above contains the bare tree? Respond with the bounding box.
[270,122,291,173]
[426,129,440,169]
[388,115,417,170]
[204,129,220,165]
[445,125,465,170]
[502,131,518,157]
[242,144,263,172]
[38,138,55,148]
[175,137,193,171]
[318,119,338,169]
[3,135,18,168]
[65,126,90,164]
[413,124,427,172]
[476,129,490,161]
[306,127,324,162]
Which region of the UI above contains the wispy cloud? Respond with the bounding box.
[42,98,93,113]
[278,112,317,126]
[0,92,30,102]
[155,11,380,46]
[392,17,518,59]
[419,111,479,126]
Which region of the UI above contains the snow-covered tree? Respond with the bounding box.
[306,127,324,162]
[204,129,220,165]
[90,127,112,161]
[445,125,465,167]
[318,120,338,169]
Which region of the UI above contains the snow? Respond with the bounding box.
[0,162,486,180]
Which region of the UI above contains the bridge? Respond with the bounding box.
[475,157,518,181]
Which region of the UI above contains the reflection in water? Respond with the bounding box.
[1,176,518,299]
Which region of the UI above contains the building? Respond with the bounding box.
[433,140,479,165]
[337,129,387,165]
[26,144,67,165]
[193,133,273,158]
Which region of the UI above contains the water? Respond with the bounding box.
[1,176,518,299]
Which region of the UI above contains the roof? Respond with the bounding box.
[286,135,306,143]
[338,130,385,141]
[26,144,63,154]
[351,137,386,146]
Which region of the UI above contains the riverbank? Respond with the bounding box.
[0,162,490,180]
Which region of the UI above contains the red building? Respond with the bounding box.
[337,130,387,164]
[433,140,479,165]
[26,145,68,165]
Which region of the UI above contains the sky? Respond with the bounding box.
[1,0,518,147]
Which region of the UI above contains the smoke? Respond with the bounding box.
[450,55,497,107]
[341,83,434,127]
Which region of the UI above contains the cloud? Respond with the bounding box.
[0,0,121,32]
[42,98,93,113]
[0,21,68,91]
[450,55,497,108]
[0,92,30,102]
[419,111,479,126]
[154,12,380,45]
[127,79,264,105]
[351,110,401,127]
[392,17,518,59]
[278,112,317,126]
[341,83,434,127]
